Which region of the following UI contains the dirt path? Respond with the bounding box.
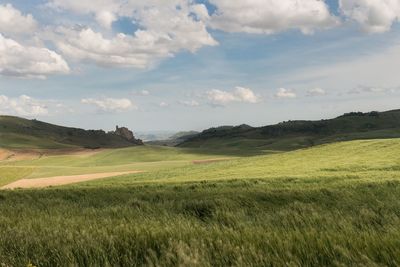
[1,171,143,190]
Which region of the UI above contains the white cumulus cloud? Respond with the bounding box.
[233,87,260,103]
[52,21,216,69]
[0,34,70,78]
[0,4,37,36]
[46,1,217,69]
[206,90,236,105]
[0,95,49,116]
[81,97,136,113]
[45,0,123,28]
[340,0,400,33]
[209,0,339,34]
[275,88,297,99]
[95,10,117,29]
[206,87,260,106]
[46,0,118,28]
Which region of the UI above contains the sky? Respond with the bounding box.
[0,0,400,132]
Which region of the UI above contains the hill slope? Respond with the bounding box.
[146,131,200,146]
[0,116,142,149]
[180,109,400,153]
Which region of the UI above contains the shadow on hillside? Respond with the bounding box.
[177,147,281,157]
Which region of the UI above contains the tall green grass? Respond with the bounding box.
[1,139,400,266]
[1,180,400,266]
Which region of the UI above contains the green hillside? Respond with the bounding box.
[0,116,141,149]
[4,109,400,151]
[180,109,400,153]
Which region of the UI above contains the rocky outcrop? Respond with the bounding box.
[114,126,143,145]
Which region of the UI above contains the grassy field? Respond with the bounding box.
[0,146,234,186]
[1,139,400,266]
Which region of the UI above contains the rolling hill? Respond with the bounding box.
[179,109,400,153]
[146,131,200,146]
[3,109,400,152]
[0,115,143,149]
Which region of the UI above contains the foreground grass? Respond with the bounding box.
[1,180,399,266]
[1,139,400,266]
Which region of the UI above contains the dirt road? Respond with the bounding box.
[1,171,142,190]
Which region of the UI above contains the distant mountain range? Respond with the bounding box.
[146,131,200,146]
[179,109,400,153]
[0,116,142,149]
[135,131,178,142]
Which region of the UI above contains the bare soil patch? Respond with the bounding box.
[1,171,142,190]
[0,149,11,161]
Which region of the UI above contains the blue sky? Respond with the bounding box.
[1,0,400,132]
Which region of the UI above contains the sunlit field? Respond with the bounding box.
[1,139,400,266]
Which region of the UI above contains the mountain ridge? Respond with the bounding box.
[2,109,400,151]
[179,109,400,152]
